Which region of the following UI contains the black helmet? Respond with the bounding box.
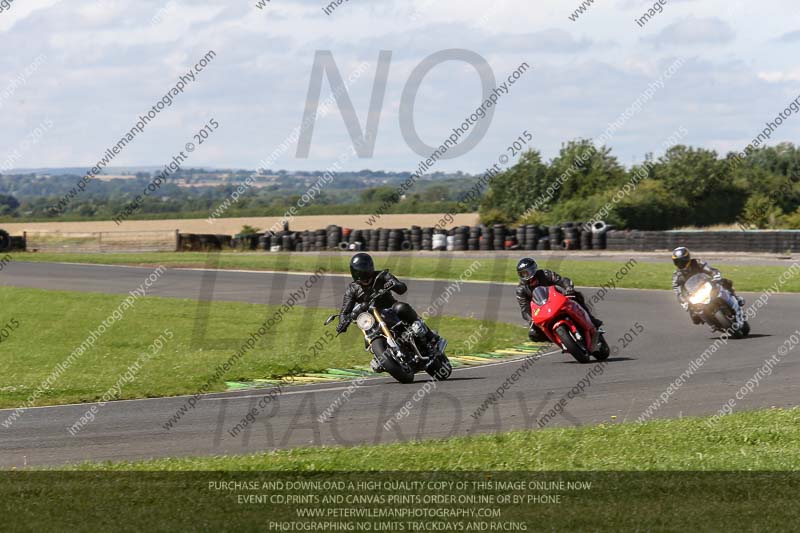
[516,257,539,283]
[350,253,375,284]
[672,247,691,269]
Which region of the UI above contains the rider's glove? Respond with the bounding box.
[336,320,350,334]
[383,280,396,290]
[562,285,576,296]
[712,272,722,281]
[681,302,689,311]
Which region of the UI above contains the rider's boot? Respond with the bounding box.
[734,303,745,330]
[580,303,603,328]
[728,284,746,308]
[589,314,603,329]
[411,320,441,351]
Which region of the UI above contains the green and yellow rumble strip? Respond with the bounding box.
[224,342,550,390]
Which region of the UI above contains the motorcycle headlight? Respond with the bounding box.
[688,282,713,305]
[356,312,376,331]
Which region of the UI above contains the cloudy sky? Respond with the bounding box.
[2,0,799,174]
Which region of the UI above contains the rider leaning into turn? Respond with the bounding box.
[337,253,441,372]
[670,246,745,325]
[515,257,604,342]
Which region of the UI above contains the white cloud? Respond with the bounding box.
[1,0,799,173]
[0,0,62,32]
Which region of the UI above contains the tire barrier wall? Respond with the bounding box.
[0,229,24,253]
[6,225,798,254]
[179,222,610,252]
[605,230,800,253]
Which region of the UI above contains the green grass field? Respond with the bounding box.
[9,251,800,292]
[0,286,523,408]
[10,409,794,530]
[3,278,797,529]
[68,407,800,471]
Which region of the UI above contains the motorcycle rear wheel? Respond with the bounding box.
[740,321,751,337]
[371,337,415,383]
[555,325,591,364]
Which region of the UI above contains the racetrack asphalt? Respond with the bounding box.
[1,261,799,468]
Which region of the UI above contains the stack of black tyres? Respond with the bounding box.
[281,233,293,251]
[349,229,362,250]
[468,226,481,250]
[388,229,402,251]
[537,235,551,250]
[561,222,580,250]
[401,229,412,250]
[507,228,518,250]
[591,221,608,250]
[421,228,433,250]
[327,225,341,249]
[0,229,11,253]
[378,229,390,251]
[516,225,527,249]
[197,234,215,250]
[245,234,260,250]
[410,226,422,250]
[593,232,607,249]
[315,229,327,250]
[492,224,506,250]
[580,224,593,250]
[368,229,379,251]
[452,226,468,251]
[524,225,540,250]
[548,225,562,249]
[479,225,493,250]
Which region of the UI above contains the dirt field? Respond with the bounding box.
[0,213,480,236]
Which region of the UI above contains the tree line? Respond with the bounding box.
[479,140,800,230]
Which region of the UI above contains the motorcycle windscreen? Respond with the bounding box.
[683,274,710,296]
[531,286,550,306]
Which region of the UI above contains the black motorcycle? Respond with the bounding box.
[324,288,452,384]
[682,273,750,338]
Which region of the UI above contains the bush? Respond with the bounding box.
[239,225,260,235]
[543,192,623,228]
[479,208,513,226]
[737,195,783,229]
[515,209,549,227]
[781,207,800,229]
[614,180,691,230]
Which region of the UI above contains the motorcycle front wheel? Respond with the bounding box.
[593,334,610,361]
[555,325,591,364]
[371,337,415,383]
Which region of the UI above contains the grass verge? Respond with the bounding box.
[0,286,523,408]
[9,251,800,292]
[5,409,797,530]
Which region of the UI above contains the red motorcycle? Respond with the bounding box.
[530,285,610,364]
